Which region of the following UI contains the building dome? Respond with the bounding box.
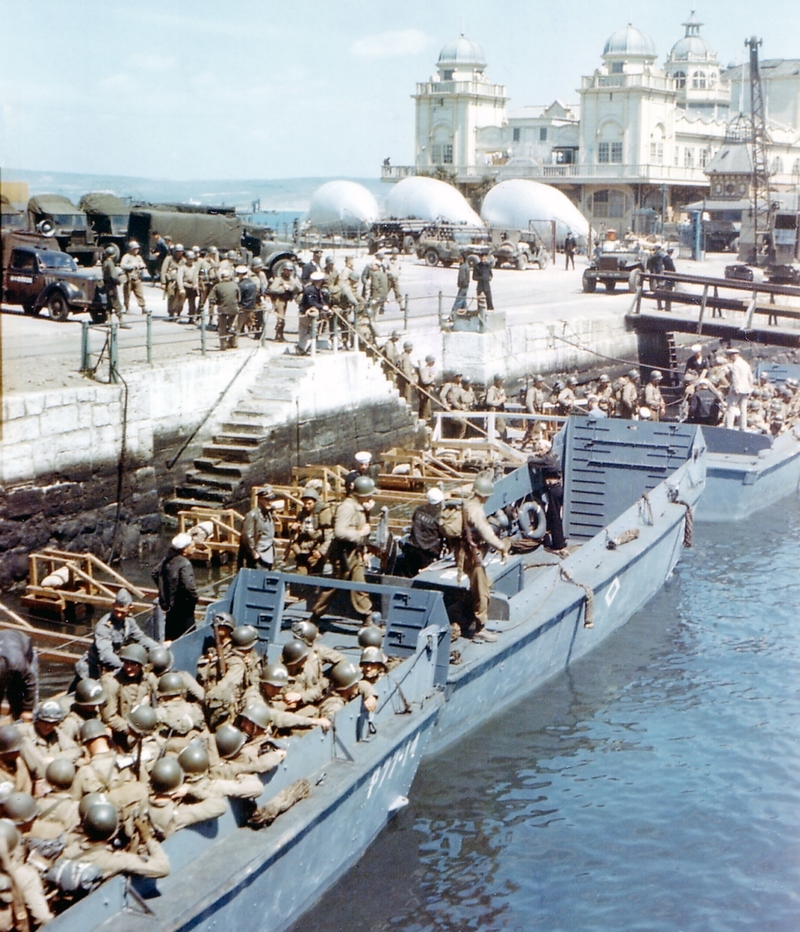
[602,24,656,60]
[669,13,715,61]
[437,34,486,69]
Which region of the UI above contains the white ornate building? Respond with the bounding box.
[385,15,800,232]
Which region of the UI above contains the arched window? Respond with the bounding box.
[792,158,800,176]
[692,71,706,89]
[674,71,686,89]
[771,156,784,175]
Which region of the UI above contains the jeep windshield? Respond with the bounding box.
[39,252,78,271]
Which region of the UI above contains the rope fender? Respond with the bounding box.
[560,566,595,629]
[675,499,693,548]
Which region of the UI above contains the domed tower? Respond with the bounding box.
[601,23,658,75]
[413,34,507,181]
[665,12,729,119]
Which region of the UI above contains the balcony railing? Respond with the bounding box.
[414,81,507,99]
[581,73,673,92]
[381,162,714,185]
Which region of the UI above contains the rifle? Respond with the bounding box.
[214,625,227,679]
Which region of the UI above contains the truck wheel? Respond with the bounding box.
[425,249,439,267]
[604,279,616,293]
[582,270,596,293]
[536,252,549,270]
[403,235,415,254]
[89,305,108,324]
[516,253,528,270]
[47,292,71,322]
[628,268,643,292]
[441,259,453,268]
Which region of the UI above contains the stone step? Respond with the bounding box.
[202,443,262,464]
[221,420,266,434]
[164,495,227,516]
[214,432,264,447]
[193,457,249,477]
[184,470,242,492]
[245,385,298,403]
[175,484,231,504]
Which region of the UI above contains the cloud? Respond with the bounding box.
[350,29,434,60]
[127,52,176,73]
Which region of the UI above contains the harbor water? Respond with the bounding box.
[293,493,800,932]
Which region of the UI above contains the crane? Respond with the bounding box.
[745,36,774,265]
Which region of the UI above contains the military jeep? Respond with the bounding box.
[490,230,549,270]
[2,232,107,322]
[582,233,645,293]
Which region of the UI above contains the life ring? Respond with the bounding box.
[518,500,547,541]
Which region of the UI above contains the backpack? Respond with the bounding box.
[437,501,464,540]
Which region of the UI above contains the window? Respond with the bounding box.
[598,142,610,163]
[442,70,453,81]
[431,144,442,164]
[611,142,623,163]
[692,71,706,89]
[674,71,686,89]
[539,127,547,142]
[675,147,680,166]
[700,148,710,168]
[793,159,800,176]
[443,144,453,165]
[684,148,694,168]
[591,189,626,219]
[513,127,521,142]
[771,156,784,174]
[611,62,624,74]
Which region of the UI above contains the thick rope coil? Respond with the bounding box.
[675,499,693,548]
[606,528,640,550]
[560,567,595,628]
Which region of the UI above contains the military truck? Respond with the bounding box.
[1,231,107,321]
[415,225,489,267]
[490,229,549,270]
[26,194,98,266]
[582,232,645,293]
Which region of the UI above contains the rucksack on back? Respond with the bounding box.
[437,501,464,540]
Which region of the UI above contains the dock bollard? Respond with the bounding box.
[109,322,119,384]
[80,321,90,372]
[478,304,486,333]
[403,295,409,331]
[200,309,207,357]
[310,316,317,358]
[146,311,153,365]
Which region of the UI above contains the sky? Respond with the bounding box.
[2,0,800,182]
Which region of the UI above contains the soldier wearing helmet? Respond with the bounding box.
[0,724,33,794]
[644,370,666,421]
[102,245,128,327]
[290,619,345,667]
[75,588,159,682]
[146,756,227,840]
[398,487,445,577]
[557,376,583,416]
[417,354,437,422]
[207,261,242,350]
[246,662,327,731]
[0,803,54,925]
[203,625,260,731]
[398,340,417,406]
[308,474,377,629]
[120,240,147,313]
[268,262,301,343]
[319,661,377,719]
[211,711,287,781]
[72,720,148,820]
[160,242,186,319]
[619,369,641,420]
[380,330,402,386]
[100,643,157,750]
[154,673,205,754]
[484,373,508,441]
[359,646,388,684]
[60,678,107,744]
[522,374,549,448]
[286,487,332,577]
[196,612,236,692]
[176,248,201,322]
[18,699,80,784]
[197,246,219,322]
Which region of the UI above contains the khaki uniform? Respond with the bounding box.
[417,362,436,421]
[448,496,507,631]
[18,721,81,781]
[387,257,402,304]
[71,751,147,817]
[557,387,580,416]
[195,640,235,692]
[523,385,547,445]
[211,738,284,780]
[339,264,363,312]
[30,792,80,839]
[0,757,32,796]
[204,649,259,730]
[6,852,53,926]
[184,771,264,801]
[177,260,201,320]
[644,382,665,421]
[311,495,373,623]
[619,379,640,419]
[268,273,301,342]
[160,255,185,318]
[287,505,330,576]
[398,350,417,405]
[485,384,507,440]
[208,279,241,350]
[120,251,147,311]
[155,697,206,753]
[62,835,170,881]
[198,254,219,315]
[381,338,400,385]
[60,707,100,745]
[319,679,376,719]
[148,794,227,840]
[100,671,157,747]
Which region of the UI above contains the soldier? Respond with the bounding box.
[203,625,260,730]
[195,612,236,692]
[237,264,258,336]
[344,451,377,496]
[19,700,80,785]
[0,726,33,795]
[75,588,158,682]
[278,640,326,713]
[398,341,417,406]
[381,331,401,385]
[218,249,238,281]
[154,672,206,754]
[398,487,445,577]
[0,818,54,927]
[297,270,330,355]
[211,714,286,780]
[238,487,280,570]
[644,370,666,421]
[35,759,80,835]
[440,476,511,642]
[300,249,323,286]
[285,487,331,576]
[290,619,345,668]
[439,371,462,410]
[120,240,147,313]
[176,249,201,322]
[339,256,364,315]
[452,253,472,312]
[268,263,301,343]
[557,376,582,416]
[366,260,389,316]
[60,678,107,744]
[522,374,548,447]
[323,256,342,305]
[318,662,377,719]
[242,664,332,732]
[759,372,776,401]
[473,254,494,310]
[161,243,185,319]
[417,354,437,421]
[208,266,241,351]
[100,644,156,750]
[62,800,170,881]
[724,347,754,430]
[386,248,402,306]
[595,373,616,415]
[618,369,641,419]
[197,246,219,321]
[359,646,388,686]
[451,375,476,439]
[153,533,198,642]
[564,231,576,270]
[146,757,227,841]
[485,373,508,441]
[102,245,128,327]
[0,630,37,723]
[308,476,377,629]
[176,742,263,803]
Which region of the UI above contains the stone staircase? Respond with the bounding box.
[165,351,415,515]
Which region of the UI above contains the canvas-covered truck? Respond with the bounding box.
[2,231,107,321]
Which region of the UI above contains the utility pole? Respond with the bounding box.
[746,36,773,265]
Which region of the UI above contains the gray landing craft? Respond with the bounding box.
[696,362,800,522]
[48,417,707,932]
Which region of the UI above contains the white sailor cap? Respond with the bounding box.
[354,451,372,465]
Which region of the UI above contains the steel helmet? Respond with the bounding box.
[239,702,271,731]
[185,250,196,260]
[461,375,471,385]
[650,370,663,381]
[231,625,258,650]
[150,757,184,794]
[251,257,263,269]
[119,643,148,666]
[567,376,578,386]
[149,646,174,675]
[215,724,246,759]
[226,250,237,260]
[175,244,185,252]
[45,758,76,790]
[300,487,319,502]
[2,792,37,826]
[403,341,413,351]
[552,380,564,393]
[425,354,435,364]
[35,700,66,724]
[83,801,119,841]
[104,246,117,257]
[260,662,290,689]
[357,625,383,649]
[598,374,610,383]
[127,704,157,736]
[178,742,210,775]
[80,719,110,745]
[212,611,236,630]
[360,646,387,666]
[128,240,140,250]
[291,619,319,645]
[0,820,19,854]
[281,639,310,667]
[0,726,22,755]
[330,661,361,691]
[628,369,640,380]
[78,792,110,822]
[352,476,376,497]
[473,475,494,496]
[157,672,186,698]
[493,373,504,383]
[74,679,106,707]
[426,487,444,506]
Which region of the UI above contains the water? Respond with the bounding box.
[293,495,800,932]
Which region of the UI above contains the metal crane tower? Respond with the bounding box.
[746,36,773,264]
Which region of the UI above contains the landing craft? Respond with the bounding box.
[307,180,380,231]
[481,179,589,247]
[385,176,483,227]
